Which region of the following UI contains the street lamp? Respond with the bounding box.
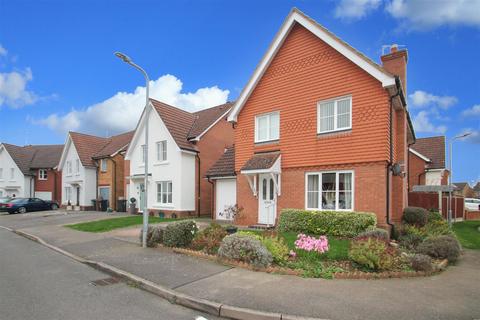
[448,132,471,227]
[115,51,150,248]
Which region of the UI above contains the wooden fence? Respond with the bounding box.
[408,192,464,219]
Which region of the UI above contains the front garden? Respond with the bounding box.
[138,206,463,279]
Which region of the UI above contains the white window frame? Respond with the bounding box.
[75,159,80,174]
[156,140,167,162]
[66,161,72,176]
[0,168,3,180]
[10,168,14,180]
[305,170,354,211]
[141,145,146,164]
[156,181,173,205]
[100,159,108,172]
[38,169,48,180]
[317,95,352,134]
[65,186,72,203]
[254,111,280,143]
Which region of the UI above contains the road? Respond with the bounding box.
[0,227,220,320]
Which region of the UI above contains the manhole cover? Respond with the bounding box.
[90,277,120,286]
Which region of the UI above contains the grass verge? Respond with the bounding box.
[66,216,180,233]
[453,221,480,249]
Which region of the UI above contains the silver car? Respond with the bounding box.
[465,198,480,211]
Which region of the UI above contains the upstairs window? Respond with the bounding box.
[156,141,167,162]
[10,168,14,180]
[0,168,3,179]
[255,112,279,143]
[317,96,352,134]
[75,159,80,174]
[39,169,48,180]
[66,161,72,175]
[141,145,146,163]
[100,159,107,172]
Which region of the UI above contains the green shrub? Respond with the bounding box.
[349,238,397,271]
[427,210,443,222]
[278,209,377,238]
[236,230,263,241]
[355,228,389,241]
[163,220,198,247]
[399,233,424,250]
[139,225,163,247]
[424,219,454,237]
[410,254,433,272]
[261,236,290,265]
[417,235,462,262]
[402,207,428,227]
[190,223,227,254]
[218,234,273,268]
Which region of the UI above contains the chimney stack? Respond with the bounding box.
[381,44,408,94]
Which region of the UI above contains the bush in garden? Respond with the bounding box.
[278,209,377,237]
[410,254,433,272]
[424,219,454,238]
[294,234,329,254]
[261,236,290,265]
[355,228,389,241]
[139,225,163,247]
[163,220,198,247]
[416,235,461,262]
[190,223,227,254]
[218,233,273,268]
[427,210,443,222]
[398,233,424,251]
[236,230,263,241]
[348,238,397,271]
[402,207,428,227]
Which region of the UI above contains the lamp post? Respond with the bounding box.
[448,132,471,227]
[115,52,150,248]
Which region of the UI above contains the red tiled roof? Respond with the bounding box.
[93,131,134,159]
[69,132,109,167]
[205,146,235,178]
[2,143,63,175]
[150,99,232,152]
[241,151,280,171]
[411,136,446,170]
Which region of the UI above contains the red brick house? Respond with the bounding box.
[0,143,63,202]
[408,136,448,190]
[209,9,415,229]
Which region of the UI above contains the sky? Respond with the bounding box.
[0,0,479,184]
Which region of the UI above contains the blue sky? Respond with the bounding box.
[0,0,479,183]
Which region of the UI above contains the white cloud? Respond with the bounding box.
[412,111,447,134]
[0,68,38,108]
[462,104,480,117]
[35,74,230,135]
[0,44,7,57]
[386,0,480,30]
[334,0,382,19]
[409,90,458,109]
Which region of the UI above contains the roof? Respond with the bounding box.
[241,151,281,171]
[410,136,446,169]
[474,182,480,192]
[205,146,235,178]
[93,131,134,159]
[228,7,396,122]
[453,182,470,190]
[69,132,109,167]
[1,144,63,175]
[150,99,232,152]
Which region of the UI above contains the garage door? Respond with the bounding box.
[35,192,52,201]
[215,178,236,220]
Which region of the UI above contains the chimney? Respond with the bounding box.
[381,44,408,94]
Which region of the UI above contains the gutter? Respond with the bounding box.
[111,157,117,210]
[196,154,201,217]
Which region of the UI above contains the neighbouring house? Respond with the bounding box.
[473,182,480,198]
[453,182,475,198]
[0,143,63,202]
[125,99,233,217]
[92,131,134,211]
[408,136,448,190]
[58,131,133,210]
[216,8,415,229]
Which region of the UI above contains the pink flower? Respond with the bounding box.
[289,250,297,257]
[294,234,329,254]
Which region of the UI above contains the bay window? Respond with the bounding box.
[317,96,352,134]
[306,171,353,211]
[255,112,279,143]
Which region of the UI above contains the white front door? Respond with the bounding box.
[258,174,276,225]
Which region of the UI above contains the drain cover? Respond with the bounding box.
[90,277,120,286]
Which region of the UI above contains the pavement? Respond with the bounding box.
[0,226,221,320]
[1,210,480,320]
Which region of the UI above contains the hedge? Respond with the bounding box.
[278,209,377,237]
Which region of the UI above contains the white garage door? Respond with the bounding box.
[215,178,236,220]
[35,192,52,201]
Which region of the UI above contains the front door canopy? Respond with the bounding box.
[241,154,281,197]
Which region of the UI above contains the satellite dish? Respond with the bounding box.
[392,163,402,176]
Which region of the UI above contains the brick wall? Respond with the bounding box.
[34,168,62,203]
[97,154,128,210]
[408,152,427,190]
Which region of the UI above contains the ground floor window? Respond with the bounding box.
[156,181,172,205]
[306,171,353,211]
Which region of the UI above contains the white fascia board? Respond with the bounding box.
[228,9,395,122]
[57,134,73,170]
[191,108,231,141]
[125,105,148,160]
[409,148,431,162]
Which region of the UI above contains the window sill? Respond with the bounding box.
[38,179,47,181]
[139,165,145,168]
[305,208,354,212]
[317,129,352,138]
[152,204,174,209]
[254,139,279,146]
[153,161,169,166]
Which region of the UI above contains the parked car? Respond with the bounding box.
[0,198,59,214]
[465,198,480,211]
[0,197,12,204]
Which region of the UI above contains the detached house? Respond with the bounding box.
[0,143,63,202]
[210,9,415,229]
[125,99,233,217]
[58,131,133,210]
[408,136,448,190]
